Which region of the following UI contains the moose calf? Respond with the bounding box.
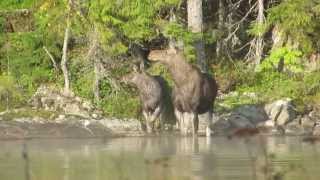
[121,67,166,133]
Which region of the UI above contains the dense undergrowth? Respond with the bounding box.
[1,61,319,118]
[214,63,320,113]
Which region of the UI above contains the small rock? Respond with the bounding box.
[82,101,93,110]
[91,113,98,119]
[56,114,66,121]
[75,96,82,102]
[313,121,320,136]
[32,116,44,122]
[257,119,275,127]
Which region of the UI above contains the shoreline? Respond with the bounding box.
[1,97,319,140]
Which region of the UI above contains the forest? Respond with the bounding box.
[0,0,320,118]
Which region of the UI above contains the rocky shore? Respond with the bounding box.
[0,117,143,139]
[0,86,319,140]
[211,99,320,136]
[1,98,319,139]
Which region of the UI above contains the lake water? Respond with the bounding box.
[1,136,320,180]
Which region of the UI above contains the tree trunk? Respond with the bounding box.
[169,9,184,50]
[6,91,9,111]
[254,0,265,68]
[93,58,101,103]
[271,24,286,51]
[43,46,59,72]
[187,0,207,72]
[61,24,71,95]
[87,27,101,103]
[61,0,73,96]
[216,0,225,58]
[169,9,177,50]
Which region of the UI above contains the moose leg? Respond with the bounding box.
[159,113,164,131]
[143,111,153,133]
[206,109,214,137]
[174,108,182,130]
[181,112,189,135]
[150,106,162,132]
[192,112,199,136]
[182,112,194,136]
[150,106,161,123]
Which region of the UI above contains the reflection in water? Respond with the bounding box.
[0,136,320,180]
[22,143,30,180]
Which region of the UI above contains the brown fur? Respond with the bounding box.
[121,70,166,133]
[148,49,218,136]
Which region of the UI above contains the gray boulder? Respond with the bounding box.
[228,114,255,128]
[233,105,268,124]
[264,99,297,126]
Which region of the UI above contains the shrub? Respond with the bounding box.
[258,47,303,73]
[0,75,24,111]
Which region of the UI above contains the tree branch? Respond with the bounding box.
[43,46,59,72]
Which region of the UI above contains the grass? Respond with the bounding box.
[0,107,57,121]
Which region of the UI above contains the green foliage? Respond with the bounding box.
[268,0,316,31]
[0,16,5,33]
[1,0,319,119]
[302,71,320,96]
[0,75,17,96]
[0,0,38,10]
[258,47,303,72]
[89,0,181,56]
[163,22,217,61]
[100,91,140,119]
[238,72,302,101]
[267,0,320,53]
[0,75,24,111]
[163,22,196,61]
[214,61,320,111]
[5,32,53,94]
[0,108,57,121]
[73,71,94,100]
[247,22,270,37]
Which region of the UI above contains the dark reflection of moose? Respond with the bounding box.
[148,48,218,136]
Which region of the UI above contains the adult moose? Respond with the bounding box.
[148,48,218,136]
[121,65,171,133]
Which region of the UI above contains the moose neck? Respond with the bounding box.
[132,73,155,94]
[161,52,197,86]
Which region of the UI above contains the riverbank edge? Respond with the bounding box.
[1,96,319,140]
